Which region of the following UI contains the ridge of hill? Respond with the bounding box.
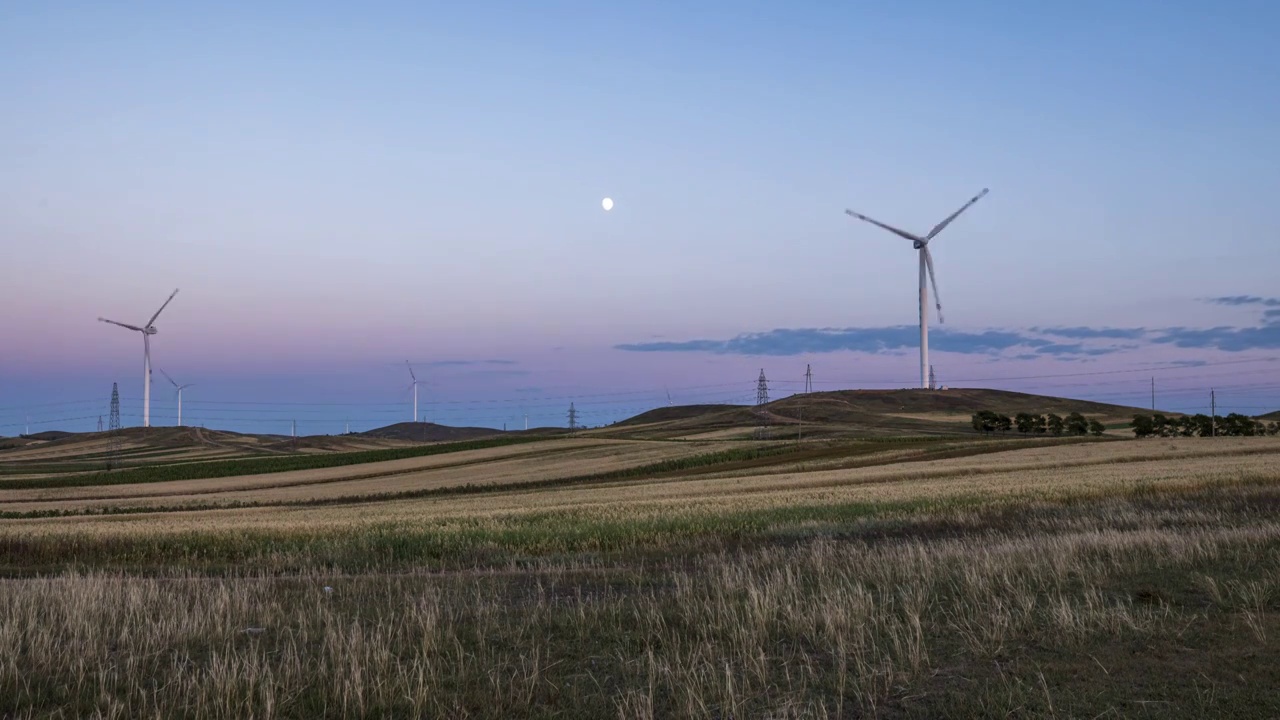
[613,404,746,427]
[768,388,1152,420]
[357,422,503,442]
[0,425,423,465]
[601,388,1158,440]
[1260,411,1280,421]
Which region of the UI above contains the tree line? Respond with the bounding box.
[1130,413,1279,438]
[971,410,1106,436]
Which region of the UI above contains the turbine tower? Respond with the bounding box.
[406,362,420,423]
[845,189,988,389]
[98,288,180,427]
[159,368,194,427]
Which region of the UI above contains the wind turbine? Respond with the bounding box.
[158,369,194,427]
[98,288,180,427]
[406,362,420,423]
[844,189,988,389]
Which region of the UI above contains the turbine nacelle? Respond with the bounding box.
[145,326,158,335]
[912,240,926,250]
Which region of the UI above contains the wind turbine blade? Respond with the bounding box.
[844,209,925,244]
[158,368,179,388]
[406,361,417,383]
[98,317,144,332]
[924,247,944,324]
[147,288,180,326]
[925,188,989,241]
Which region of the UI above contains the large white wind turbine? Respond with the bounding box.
[406,362,420,423]
[845,189,988,389]
[98,288,180,427]
[158,368,194,427]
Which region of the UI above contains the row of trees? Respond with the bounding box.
[1131,413,1280,438]
[971,410,1106,436]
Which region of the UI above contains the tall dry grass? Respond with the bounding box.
[3,487,1278,718]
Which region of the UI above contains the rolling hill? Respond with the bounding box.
[0,425,424,467]
[358,422,503,443]
[0,388,1166,461]
[598,388,1156,440]
[612,404,745,427]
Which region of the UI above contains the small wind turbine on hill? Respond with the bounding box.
[844,189,988,389]
[158,369,194,427]
[98,288,180,428]
[406,362,420,423]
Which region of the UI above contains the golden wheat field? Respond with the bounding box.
[2,432,1279,717]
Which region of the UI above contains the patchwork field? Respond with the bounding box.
[3,400,1279,717]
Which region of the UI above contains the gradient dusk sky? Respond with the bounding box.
[3,1,1279,434]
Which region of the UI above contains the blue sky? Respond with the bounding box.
[2,1,1279,433]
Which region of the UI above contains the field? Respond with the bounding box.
[3,392,1279,717]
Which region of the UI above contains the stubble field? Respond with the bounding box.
[2,433,1279,717]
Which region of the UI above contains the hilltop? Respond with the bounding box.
[358,422,503,443]
[0,425,424,468]
[597,388,1156,440]
[1260,411,1280,421]
[612,404,745,427]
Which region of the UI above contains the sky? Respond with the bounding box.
[2,0,1279,435]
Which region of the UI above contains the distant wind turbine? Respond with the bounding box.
[845,189,988,389]
[98,288,180,427]
[158,369,194,427]
[406,362,420,423]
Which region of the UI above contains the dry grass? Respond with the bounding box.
[0,439,741,512]
[3,436,1280,716]
[7,437,1275,538]
[3,491,1278,717]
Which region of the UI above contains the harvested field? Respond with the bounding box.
[0,438,744,513]
[3,427,1278,717]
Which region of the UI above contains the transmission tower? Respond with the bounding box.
[804,364,813,394]
[107,383,121,470]
[97,416,104,432]
[567,402,578,430]
[753,370,771,439]
[928,365,937,391]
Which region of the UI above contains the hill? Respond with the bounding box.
[601,388,1156,440]
[1260,411,1280,421]
[0,425,424,467]
[23,431,76,442]
[612,404,745,427]
[358,422,503,443]
[768,388,1150,420]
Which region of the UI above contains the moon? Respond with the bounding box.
[601,197,614,211]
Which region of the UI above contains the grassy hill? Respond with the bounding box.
[23,431,76,442]
[358,422,502,443]
[1260,411,1280,421]
[0,388,1161,460]
[600,388,1155,440]
[612,404,745,427]
[768,388,1150,422]
[0,426,425,471]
